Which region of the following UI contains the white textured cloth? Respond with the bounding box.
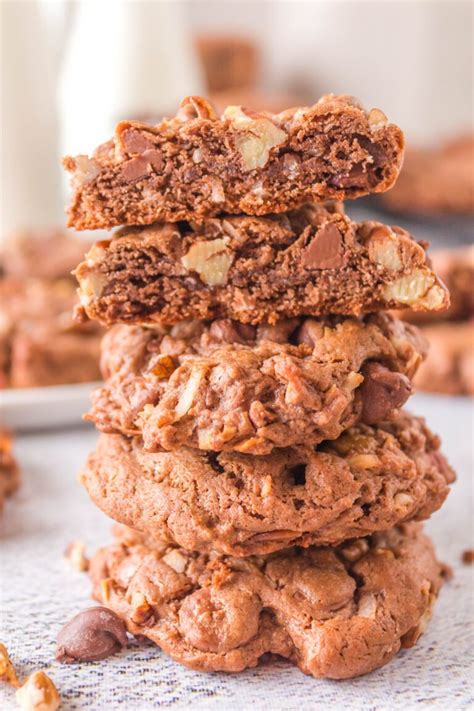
[1,394,473,710]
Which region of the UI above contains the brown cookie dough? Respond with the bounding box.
[75,204,448,327]
[0,428,20,512]
[63,95,404,230]
[81,412,454,556]
[414,321,474,395]
[87,313,426,454]
[194,34,259,93]
[89,522,446,679]
[381,135,474,215]
[0,277,102,388]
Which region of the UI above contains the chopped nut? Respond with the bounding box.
[150,355,176,380]
[100,578,113,603]
[367,228,403,270]
[340,538,369,562]
[330,431,372,456]
[382,270,446,310]
[0,642,20,687]
[209,177,225,203]
[130,593,153,625]
[462,549,474,564]
[177,96,217,121]
[173,365,208,419]
[344,371,364,391]
[368,108,388,128]
[261,476,273,497]
[224,106,287,171]
[393,492,414,511]
[163,549,188,573]
[64,540,89,572]
[70,155,99,188]
[181,238,233,286]
[357,592,377,619]
[79,273,105,305]
[348,453,379,469]
[16,671,60,711]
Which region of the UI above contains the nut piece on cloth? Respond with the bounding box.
[56,606,128,663]
[63,94,404,230]
[0,642,20,687]
[63,541,89,573]
[89,523,446,679]
[15,671,60,711]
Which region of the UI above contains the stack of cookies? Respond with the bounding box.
[65,95,455,679]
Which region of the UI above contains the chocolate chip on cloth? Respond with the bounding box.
[86,313,427,455]
[56,607,128,663]
[88,523,446,679]
[80,411,454,556]
[74,203,448,327]
[63,95,404,230]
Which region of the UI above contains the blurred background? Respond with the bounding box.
[0,0,472,398]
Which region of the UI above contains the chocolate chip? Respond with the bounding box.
[360,363,412,425]
[120,156,151,182]
[122,129,152,154]
[302,224,345,269]
[210,319,256,344]
[56,606,128,663]
[142,149,164,172]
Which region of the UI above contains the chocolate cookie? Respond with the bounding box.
[0,277,102,389]
[81,411,454,556]
[381,135,474,215]
[63,95,404,230]
[75,204,448,327]
[89,523,446,679]
[414,321,474,395]
[0,428,20,511]
[0,228,93,282]
[88,314,426,454]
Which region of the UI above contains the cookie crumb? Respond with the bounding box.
[462,549,474,565]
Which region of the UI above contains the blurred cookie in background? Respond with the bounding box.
[406,247,474,396]
[0,229,103,389]
[414,321,473,396]
[194,33,258,92]
[0,228,95,281]
[381,135,474,216]
[0,427,20,512]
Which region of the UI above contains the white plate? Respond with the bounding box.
[0,381,101,431]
